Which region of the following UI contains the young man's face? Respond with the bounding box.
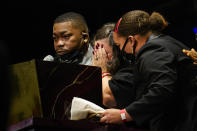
[53,21,83,55]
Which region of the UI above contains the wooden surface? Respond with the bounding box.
[7,117,149,131]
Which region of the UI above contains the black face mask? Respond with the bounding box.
[109,32,135,65]
[120,38,136,65]
[55,49,83,64]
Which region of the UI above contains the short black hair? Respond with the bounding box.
[54,12,88,33]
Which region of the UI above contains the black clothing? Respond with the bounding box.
[0,40,10,131]
[54,49,83,64]
[44,45,93,65]
[109,65,135,109]
[126,34,197,131]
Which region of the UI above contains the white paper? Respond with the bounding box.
[70,97,105,120]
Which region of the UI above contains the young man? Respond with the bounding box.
[44,12,92,65]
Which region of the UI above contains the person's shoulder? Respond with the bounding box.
[136,35,176,66]
[137,39,166,59]
[146,34,170,46]
[148,34,189,49]
[137,34,186,59]
[80,45,93,66]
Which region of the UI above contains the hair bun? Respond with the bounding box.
[150,12,168,32]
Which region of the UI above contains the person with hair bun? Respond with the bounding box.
[100,10,197,131]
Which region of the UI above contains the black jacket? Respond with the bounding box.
[126,34,197,131]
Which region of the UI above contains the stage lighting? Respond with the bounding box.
[193,27,197,41]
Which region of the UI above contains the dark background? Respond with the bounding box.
[0,1,196,130]
[0,0,197,64]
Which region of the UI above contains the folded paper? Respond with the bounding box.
[71,97,105,120]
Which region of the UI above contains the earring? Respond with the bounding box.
[84,39,88,43]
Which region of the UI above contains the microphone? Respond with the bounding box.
[43,55,54,61]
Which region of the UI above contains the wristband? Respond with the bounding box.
[120,109,127,122]
[102,72,111,78]
[102,74,112,78]
[102,72,110,74]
